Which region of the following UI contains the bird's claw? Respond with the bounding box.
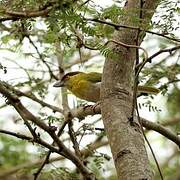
[83,101,101,113]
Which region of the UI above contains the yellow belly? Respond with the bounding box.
[69,80,100,102]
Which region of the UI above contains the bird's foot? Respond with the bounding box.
[92,101,101,113]
[77,102,88,108]
[83,101,101,113]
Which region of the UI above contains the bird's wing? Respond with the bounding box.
[86,72,102,83]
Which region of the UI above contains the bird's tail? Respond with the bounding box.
[137,86,160,95]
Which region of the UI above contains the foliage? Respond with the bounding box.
[0,135,34,167]
[0,0,179,179]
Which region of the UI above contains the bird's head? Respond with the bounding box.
[53,71,82,88]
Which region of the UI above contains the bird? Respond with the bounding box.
[53,71,160,102]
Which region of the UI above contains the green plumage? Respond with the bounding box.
[53,72,160,102]
[65,72,101,102]
[53,72,101,102]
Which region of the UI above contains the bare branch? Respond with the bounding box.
[0,80,95,179]
[0,129,60,154]
[5,7,52,18]
[86,18,180,43]
[71,105,180,147]
[27,36,58,80]
[136,45,180,70]
[141,118,180,148]
[0,138,108,178]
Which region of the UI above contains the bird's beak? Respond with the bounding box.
[53,80,64,87]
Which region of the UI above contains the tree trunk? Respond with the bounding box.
[101,0,160,179]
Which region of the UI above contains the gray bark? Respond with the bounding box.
[101,0,160,179]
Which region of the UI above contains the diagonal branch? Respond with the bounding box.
[0,80,95,179]
[0,136,108,178]
[71,105,180,147]
[0,129,60,154]
[2,81,63,113]
[27,36,58,80]
[136,45,180,71]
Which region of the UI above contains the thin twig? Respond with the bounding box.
[133,2,164,179]
[27,36,58,80]
[34,120,69,180]
[136,45,180,70]
[136,102,164,180]
[2,81,63,113]
[68,119,82,158]
[0,81,94,179]
[86,18,180,43]
[106,39,148,61]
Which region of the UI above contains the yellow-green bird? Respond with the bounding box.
[53,72,159,102]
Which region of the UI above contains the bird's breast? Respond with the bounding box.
[69,80,100,102]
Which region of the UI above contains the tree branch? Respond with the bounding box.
[86,18,180,43]
[71,105,180,147]
[0,137,108,178]
[136,45,180,70]
[141,118,180,148]
[0,129,60,154]
[0,80,95,179]
[2,81,63,113]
